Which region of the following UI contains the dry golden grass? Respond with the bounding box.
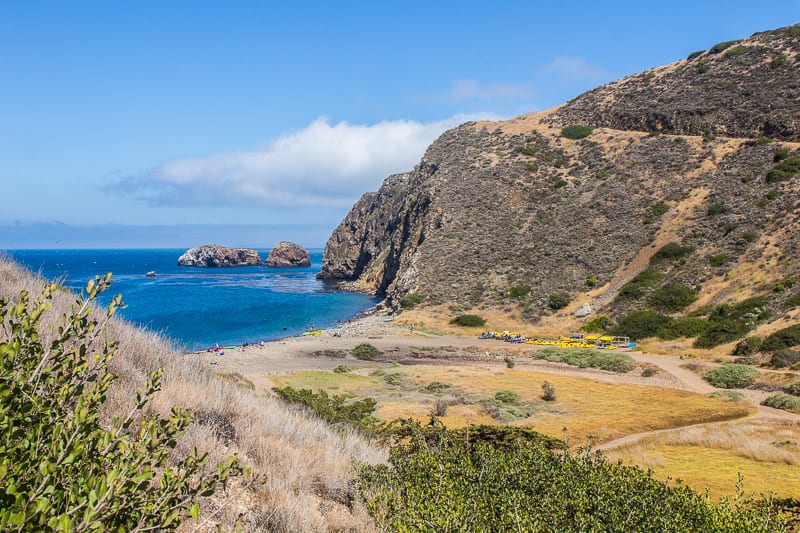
[272,364,753,446]
[605,419,800,499]
[0,258,384,532]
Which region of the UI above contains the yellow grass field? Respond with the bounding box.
[270,365,753,446]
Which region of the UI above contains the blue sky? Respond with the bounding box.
[2,1,799,247]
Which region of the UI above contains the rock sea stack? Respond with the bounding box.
[265,241,311,267]
[177,244,262,267]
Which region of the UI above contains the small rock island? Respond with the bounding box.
[265,241,311,267]
[177,244,262,267]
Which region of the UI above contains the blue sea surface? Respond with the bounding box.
[6,249,378,350]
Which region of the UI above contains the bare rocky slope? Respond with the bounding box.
[319,24,800,339]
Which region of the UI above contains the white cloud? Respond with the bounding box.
[544,57,611,82]
[109,113,499,208]
[446,79,534,103]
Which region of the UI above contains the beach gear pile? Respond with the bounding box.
[480,331,635,350]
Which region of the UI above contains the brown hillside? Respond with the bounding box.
[319,24,800,353]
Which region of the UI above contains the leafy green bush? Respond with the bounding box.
[333,364,352,373]
[581,315,615,333]
[657,317,708,340]
[506,284,532,299]
[774,147,790,162]
[709,253,731,267]
[358,427,784,532]
[723,45,747,57]
[399,292,426,309]
[541,381,556,401]
[0,277,242,531]
[761,324,800,352]
[612,311,672,340]
[732,336,762,356]
[767,156,800,183]
[554,179,569,188]
[761,393,800,412]
[650,202,670,217]
[786,381,800,396]
[585,275,599,287]
[687,50,705,60]
[494,390,521,404]
[424,380,451,392]
[741,231,758,243]
[694,297,769,349]
[766,169,791,183]
[560,125,593,139]
[504,355,515,368]
[273,386,379,431]
[450,314,486,327]
[707,202,729,216]
[709,40,739,53]
[704,364,760,389]
[615,267,663,302]
[352,342,381,360]
[771,54,788,69]
[547,292,571,310]
[649,283,698,313]
[534,347,636,373]
[651,242,695,262]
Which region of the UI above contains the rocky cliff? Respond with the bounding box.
[319,24,800,334]
[265,241,311,267]
[178,244,262,267]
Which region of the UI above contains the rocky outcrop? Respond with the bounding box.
[320,23,800,319]
[548,25,800,141]
[265,241,311,267]
[178,244,262,267]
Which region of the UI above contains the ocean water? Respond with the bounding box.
[6,249,378,350]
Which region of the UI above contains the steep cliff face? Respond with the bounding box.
[320,24,800,322]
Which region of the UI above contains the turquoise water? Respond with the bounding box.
[6,249,377,350]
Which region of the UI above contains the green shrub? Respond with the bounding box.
[547,292,571,310]
[742,231,758,243]
[585,275,599,287]
[651,242,695,262]
[775,156,800,173]
[560,125,594,140]
[0,277,243,531]
[733,356,758,365]
[761,324,800,352]
[786,381,800,396]
[504,356,515,369]
[641,367,657,378]
[358,426,784,532]
[704,364,760,389]
[771,54,788,69]
[709,253,731,267]
[533,347,636,373]
[686,50,705,60]
[616,267,662,302]
[425,381,452,392]
[554,179,568,188]
[581,315,615,333]
[400,292,426,309]
[450,314,486,327]
[273,386,379,431]
[613,311,672,340]
[352,342,381,360]
[694,297,769,349]
[494,390,521,404]
[657,317,708,340]
[761,393,800,412]
[333,364,352,373]
[649,202,669,217]
[649,283,698,313]
[709,40,739,53]
[708,391,746,401]
[774,147,790,162]
[706,202,728,216]
[766,169,791,183]
[722,45,746,57]
[732,336,762,356]
[506,284,532,299]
